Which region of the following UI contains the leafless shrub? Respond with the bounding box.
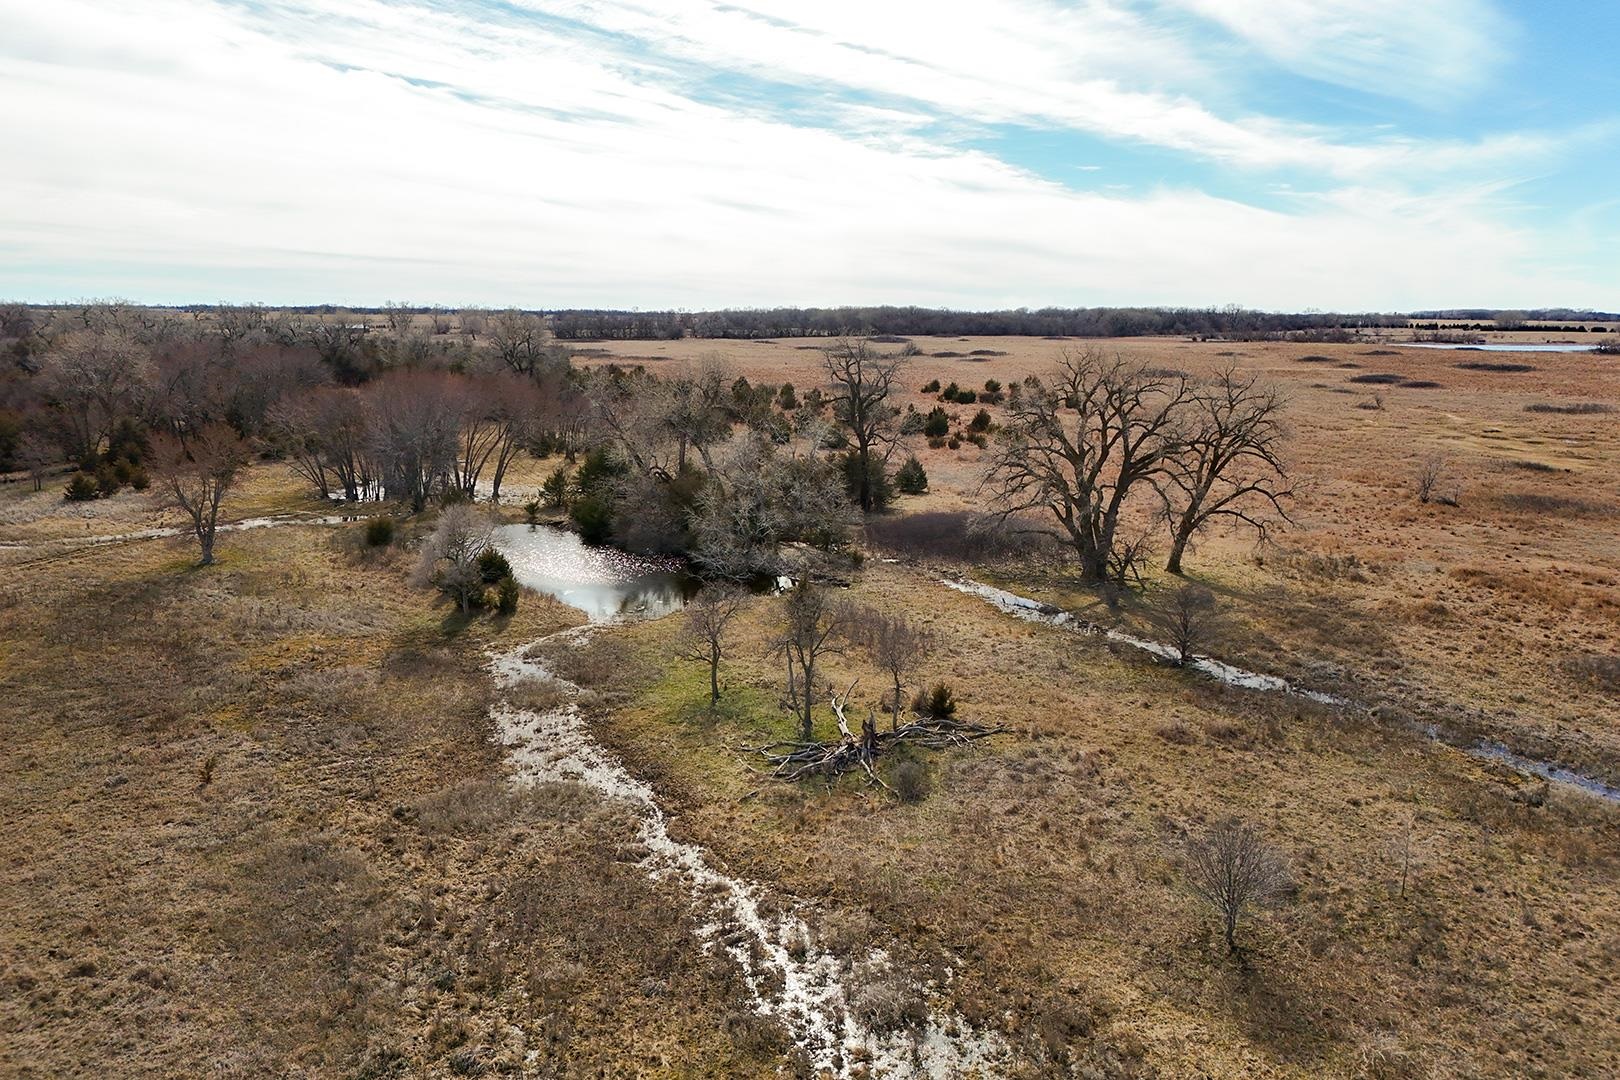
[1144,584,1221,665]
[1186,818,1290,953]
[414,504,494,613]
[1414,454,1451,504]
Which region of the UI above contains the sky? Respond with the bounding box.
[1,0,1617,311]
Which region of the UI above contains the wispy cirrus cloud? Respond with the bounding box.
[1167,0,1511,103]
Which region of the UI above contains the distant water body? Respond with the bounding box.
[1395,342,1602,353]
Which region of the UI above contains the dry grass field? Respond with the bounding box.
[572,334,1620,785]
[0,478,789,1078]
[3,329,1618,1077]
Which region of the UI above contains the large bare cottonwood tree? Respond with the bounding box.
[1163,368,1291,574]
[983,350,1189,583]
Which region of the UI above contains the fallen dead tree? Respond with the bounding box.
[747,681,1003,789]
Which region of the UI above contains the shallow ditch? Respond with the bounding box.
[943,578,1620,804]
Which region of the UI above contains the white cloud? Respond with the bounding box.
[1169,0,1511,103]
[0,0,1609,308]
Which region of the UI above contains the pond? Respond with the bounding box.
[492,524,699,622]
[1394,342,1602,353]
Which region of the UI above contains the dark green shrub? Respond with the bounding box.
[968,408,992,432]
[927,436,947,449]
[922,407,950,438]
[94,464,122,497]
[947,435,961,450]
[477,547,513,584]
[895,455,928,495]
[899,406,925,435]
[574,448,626,496]
[965,432,988,448]
[777,383,798,410]
[541,465,570,508]
[127,466,150,491]
[921,379,940,393]
[523,498,541,525]
[365,515,396,546]
[941,381,960,401]
[925,683,957,719]
[983,379,1001,393]
[953,388,977,405]
[495,575,520,615]
[893,760,930,803]
[65,472,99,501]
[570,495,614,545]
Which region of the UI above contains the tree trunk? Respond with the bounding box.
[709,650,720,703]
[799,657,815,741]
[1166,517,1196,575]
[891,673,902,732]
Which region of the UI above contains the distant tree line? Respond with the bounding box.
[547,305,1410,341]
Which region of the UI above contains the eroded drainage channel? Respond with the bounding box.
[943,578,1620,804]
[490,528,1010,1077]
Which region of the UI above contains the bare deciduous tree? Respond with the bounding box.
[772,579,852,741]
[19,430,56,492]
[364,371,461,512]
[675,586,747,703]
[856,610,933,731]
[487,310,566,379]
[983,349,1189,583]
[415,504,495,613]
[823,336,906,512]
[660,360,734,476]
[149,422,250,566]
[1146,583,1221,666]
[1164,367,1291,575]
[39,329,152,461]
[1187,818,1290,953]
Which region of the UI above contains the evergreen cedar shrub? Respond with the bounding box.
[911,683,957,719]
[965,432,988,448]
[983,379,1001,393]
[477,547,514,584]
[777,383,798,410]
[541,465,570,508]
[365,515,396,546]
[895,455,928,495]
[571,495,614,545]
[927,436,947,449]
[952,388,977,405]
[922,407,950,438]
[921,379,941,393]
[941,381,960,401]
[968,408,992,432]
[947,435,961,450]
[495,575,520,615]
[65,472,99,501]
[899,407,926,436]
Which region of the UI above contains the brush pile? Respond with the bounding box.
[748,682,1002,789]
